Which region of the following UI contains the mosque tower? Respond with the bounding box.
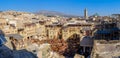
[84,8,88,19]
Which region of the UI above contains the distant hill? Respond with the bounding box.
[34,10,80,17]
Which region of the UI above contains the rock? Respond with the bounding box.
[74,54,84,58]
[48,51,65,58]
[37,43,66,58]
[37,51,42,58]
[37,43,51,58]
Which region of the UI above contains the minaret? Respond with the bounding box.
[84,8,88,19]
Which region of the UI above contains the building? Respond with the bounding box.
[91,22,120,58]
[45,20,93,40]
[94,22,120,40]
[91,40,120,58]
[84,8,88,19]
[0,18,8,29]
[79,36,93,57]
[45,24,62,39]
[35,21,46,40]
[62,23,93,40]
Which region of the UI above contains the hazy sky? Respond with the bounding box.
[0,0,120,16]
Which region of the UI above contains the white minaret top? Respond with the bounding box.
[84,8,88,19]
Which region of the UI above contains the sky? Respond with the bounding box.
[0,0,120,16]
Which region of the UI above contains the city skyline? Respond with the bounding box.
[0,0,120,16]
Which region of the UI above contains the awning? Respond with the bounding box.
[95,30,110,34]
[80,36,93,47]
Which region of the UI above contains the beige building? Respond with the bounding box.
[45,22,93,40]
[45,24,62,39]
[35,21,47,40]
[2,25,17,35]
[62,23,93,40]
[22,23,37,39]
[0,18,8,29]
